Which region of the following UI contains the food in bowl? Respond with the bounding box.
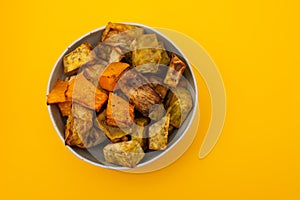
[47,22,194,168]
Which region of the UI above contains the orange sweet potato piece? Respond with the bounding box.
[47,80,68,104]
[58,101,72,117]
[99,62,130,91]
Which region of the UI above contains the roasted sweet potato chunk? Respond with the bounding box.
[117,69,161,116]
[106,93,134,128]
[164,53,187,87]
[165,87,193,128]
[71,73,108,111]
[101,22,138,41]
[148,114,170,150]
[131,117,149,150]
[132,34,161,73]
[47,80,69,104]
[63,43,93,74]
[97,120,131,143]
[99,62,130,91]
[103,140,145,168]
[58,101,72,117]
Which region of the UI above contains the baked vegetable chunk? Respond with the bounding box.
[99,62,130,91]
[164,54,187,87]
[148,114,170,150]
[106,92,134,128]
[71,73,108,112]
[132,34,162,73]
[63,43,93,74]
[47,80,69,104]
[117,69,161,116]
[65,103,106,148]
[165,87,193,128]
[103,140,145,168]
[131,117,149,150]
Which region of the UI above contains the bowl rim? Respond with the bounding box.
[47,22,199,171]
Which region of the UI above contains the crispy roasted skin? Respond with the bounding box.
[148,114,170,150]
[103,140,145,168]
[71,73,108,112]
[106,93,134,128]
[165,87,193,128]
[99,62,130,91]
[47,80,69,104]
[117,69,161,116]
[164,53,187,87]
[63,43,94,74]
[132,34,161,73]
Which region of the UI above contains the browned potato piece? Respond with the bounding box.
[65,113,106,148]
[63,43,94,74]
[106,92,134,128]
[148,114,170,150]
[65,103,103,148]
[131,117,150,150]
[117,69,161,116]
[165,87,193,128]
[101,22,138,41]
[132,34,161,73]
[147,75,169,99]
[164,53,187,87]
[158,42,170,66]
[149,103,166,121]
[71,73,108,112]
[97,120,131,143]
[47,80,69,104]
[99,62,130,91]
[94,43,124,63]
[83,61,107,87]
[103,140,145,168]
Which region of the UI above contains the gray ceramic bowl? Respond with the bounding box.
[47,23,198,173]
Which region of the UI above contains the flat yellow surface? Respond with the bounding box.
[1,0,300,199]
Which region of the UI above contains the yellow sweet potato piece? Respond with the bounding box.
[63,43,93,74]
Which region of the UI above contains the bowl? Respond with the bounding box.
[47,23,198,173]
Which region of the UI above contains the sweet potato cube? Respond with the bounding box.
[106,92,134,128]
[99,62,130,91]
[47,80,68,104]
[71,73,108,111]
[63,43,93,74]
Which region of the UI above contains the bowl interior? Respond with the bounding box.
[48,23,198,170]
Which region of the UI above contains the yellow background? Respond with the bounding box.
[1,0,300,199]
